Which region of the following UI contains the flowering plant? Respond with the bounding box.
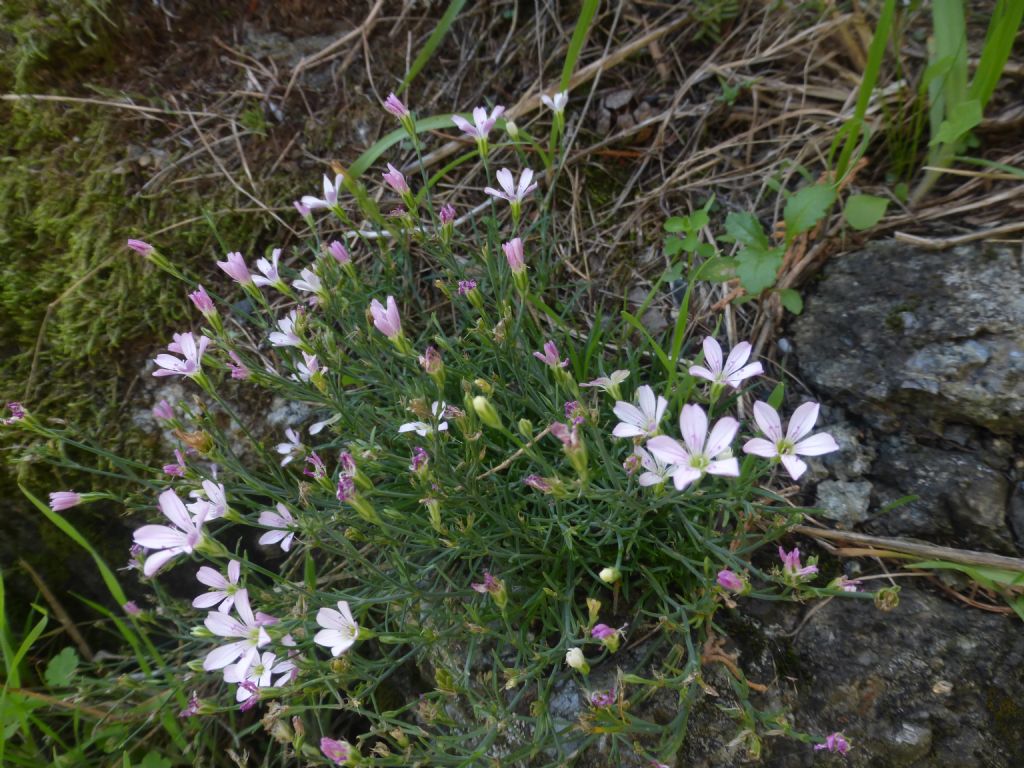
[16,92,863,766]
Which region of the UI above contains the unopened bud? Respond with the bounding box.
[472,396,502,430]
[565,647,589,674]
[599,566,621,584]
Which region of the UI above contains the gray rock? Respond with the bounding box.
[764,588,1024,767]
[793,241,1024,436]
[815,480,873,526]
[868,439,1014,554]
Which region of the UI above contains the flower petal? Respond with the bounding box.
[613,402,646,429]
[203,640,247,671]
[707,457,740,477]
[794,432,839,456]
[702,337,723,374]
[134,525,186,550]
[786,402,820,443]
[678,404,708,455]
[752,401,783,442]
[672,466,703,491]
[705,417,739,458]
[742,437,778,458]
[647,436,688,466]
[722,341,751,374]
[159,489,193,532]
[141,547,181,577]
[780,454,808,480]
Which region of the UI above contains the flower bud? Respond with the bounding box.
[565,647,589,674]
[517,418,533,438]
[599,567,621,585]
[472,396,502,430]
[505,119,519,140]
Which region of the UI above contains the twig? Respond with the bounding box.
[790,525,1024,572]
[893,222,1024,249]
[18,558,95,662]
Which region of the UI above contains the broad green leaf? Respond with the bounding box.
[44,646,79,688]
[664,236,686,256]
[843,194,889,230]
[722,211,768,248]
[664,216,689,233]
[694,257,737,283]
[931,99,982,146]
[784,184,836,241]
[767,382,785,410]
[735,244,784,295]
[778,288,803,315]
[690,209,710,230]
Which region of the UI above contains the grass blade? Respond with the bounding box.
[560,0,600,89]
[399,0,467,96]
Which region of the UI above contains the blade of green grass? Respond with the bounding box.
[348,115,464,179]
[560,0,600,90]
[398,0,467,96]
[967,0,1024,107]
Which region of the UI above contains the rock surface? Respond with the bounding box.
[793,241,1024,436]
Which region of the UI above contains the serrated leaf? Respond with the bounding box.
[843,194,889,230]
[722,211,768,248]
[779,288,804,314]
[784,184,836,240]
[664,217,689,233]
[44,646,79,688]
[931,99,982,146]
[735,245,784,295]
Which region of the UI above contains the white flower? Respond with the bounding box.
[223,650,296,703]
[152,331,210,379]
[293,267,322,295]
[612,385,668,438]
[269,310,302,347]
[275,428,302,466]
[132,489,208,576]
[258,503,297,552]
[484,168,538,205]
[742,401,839,480]
[193,560,243,613]
[252,248,284,289]
[314,600,359,657]
[540,90,568,113]
[202,590,270,678]
[451,105,505,141]
[634,446,672,487]
[398,401,449,437]
[689,336,763,389]
[187,479,228,520]
[301,173,344,210]
[647,404,739,491]
[581,370,629,391]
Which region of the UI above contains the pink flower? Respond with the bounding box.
[382,163,409,195]
[178,691,200,718]
[152,400,174,421]
[591,624,617,640]
[383,92,409,118]
[439,203,456,225]
[523,475,552,493]
[304,452,327,480]
[647,404,739,491]
[295,352,325,382]
[336,475,355,503]
[314,600,359,657]
[591,689,615,708]
[301,173,344,210]
[227,351,250,380]
[193,560,243,612]
[633,446,672,487]
[202,590,270,676]
[258,503,297,552]
[327,240,350,264]
[503,237,526,273]
[689,336,763,389]
[188,285,216,317]
[484,167,538,205]
[369,296,402,339]
[717,569,744,592]
[252,248,284,289]
[49,491,82,511]
[132,489,208,576]
[163,448,187,477]
[293,200,311,218]
[814,732,851,754]
[410,446,429,472]
[612,385,668,438]
[217,251,252,285]
[742,401,839,480]
[122,601,142,615]
[779,546,818,580]
[471,570,501,595]
[127,239,154,256]
[457,279,477,296]
[293,268,322,295]
[534,340,567,368]
[2,401,26,425]
[269,310,302,347]
[452,105,505,141]
[321,737,352,764]
[550,421,581,450]
[419,345,442,375]
[153,332,210,378]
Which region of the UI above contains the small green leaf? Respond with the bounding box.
[44,646,79,688]
[138,751,173,768]
[767,382,786,410]
[722,211,768,248]
[931,99,982,146]
[664,217,689,233]
[843,194,889,230]
[779,288,804,315]
[735,245,784,295]
[694,242,717,259]
[664,236,686,256]
[690,209,710,230]
[784,184,836,241]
